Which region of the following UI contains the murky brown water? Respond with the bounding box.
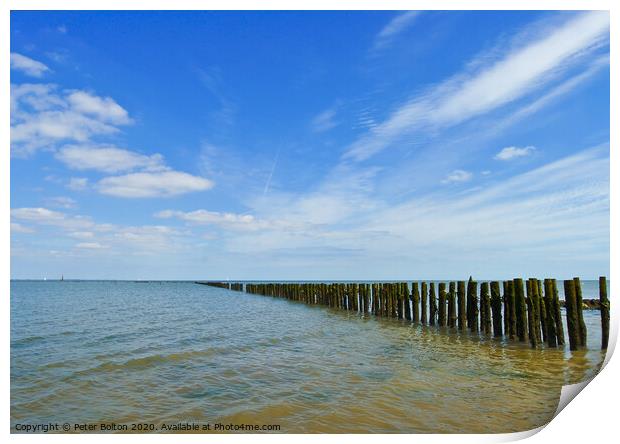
[11,281,606,433]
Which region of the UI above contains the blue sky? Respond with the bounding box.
[10,10,610,280]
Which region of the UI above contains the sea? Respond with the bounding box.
[10,280,608,433]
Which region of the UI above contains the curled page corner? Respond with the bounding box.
[554,377,595,419]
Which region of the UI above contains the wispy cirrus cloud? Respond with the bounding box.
[371,11,420,53]
[345,11,609,161]
[311,107,338,133]
[10,53,50,77]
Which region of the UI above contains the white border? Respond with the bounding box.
[3,1,617,443]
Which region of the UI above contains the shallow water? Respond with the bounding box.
[11,281,607,433]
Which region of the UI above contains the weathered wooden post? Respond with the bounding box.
[503,281,509,334]
[507,280,517,340]
[481,282,492,335]
[600,276,609,349]
[543,279,557,348]
[552,279,565,345]
[448,282,457,328]
[457,281,466,330]
[532,278,542,344]
[573,277,587,347]
[429,283,437,325]
[490,281,502,337]
[514,278,527,342]
[564,279,580,351]
[438,283,447,326]
[412,282,420,323]
[467,279,479,332]
[526,279,538,348]
[421,282,428,324]
[404,283,412,321]
[538,280,548,343]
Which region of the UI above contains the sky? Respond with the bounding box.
[9,10,610,280]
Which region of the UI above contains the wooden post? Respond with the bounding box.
[600,277,609,350]
[438,282,447,326]
[532,279,542,344]
[467,279,479,332]
[564,280,580,351]
[573,277,587,347]
[481,282,492,335]
[457,281,466,330]
[502,281,509,335]
[514,278,527,342]
[543,279,557,348]
[412,282,420,323]
[429,283,437,325]
[404,283,412,321]
[526,280,538,348]
[552,279,565,345]
[538,280,548,343]
[448,282,457,328]
[421,282,428,324]
[490,281,502,337]
[507,280,517,340]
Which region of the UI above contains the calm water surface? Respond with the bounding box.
[11,281,607,433]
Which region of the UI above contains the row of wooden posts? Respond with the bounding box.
[203,277,609,350]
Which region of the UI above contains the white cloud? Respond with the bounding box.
[10,83,131,155]
[311,107,338,132]
[57,25,67,34]
[69,231,94,239]
[156,209,258,230]
[345,11,609,161]
[371,11,420,52]
[76,242,107,249]
[56,144,166,173]
[441,169,473,184]
[45,196,77,209]
[10,53,50,78]
[11,222,35,234]
[67,91,132,125]
[11,207,94,230]
[97,171,214,198]
[67,177,89,191]
[494,145,536,161]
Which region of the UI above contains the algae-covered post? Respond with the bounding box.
[481,282,491,335]
[448,282,457,328]
[502,281,509,334]
[526,280,538,348]
[573,277,587,347]
[412,282,420,323]
[404,282,412,321]
[457,281,466,330]
[514,278,527,342]
[600,276,609,349]
[543,279,558,348]
[564,280,580,351]
[538,280,548,343]
[490,281,502,337]
[552,279,565,345]
[429,283,437,325]
[421,282,428,324]
[438,282,447,327]
[467,279,479,332]
[507,280,517,340]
